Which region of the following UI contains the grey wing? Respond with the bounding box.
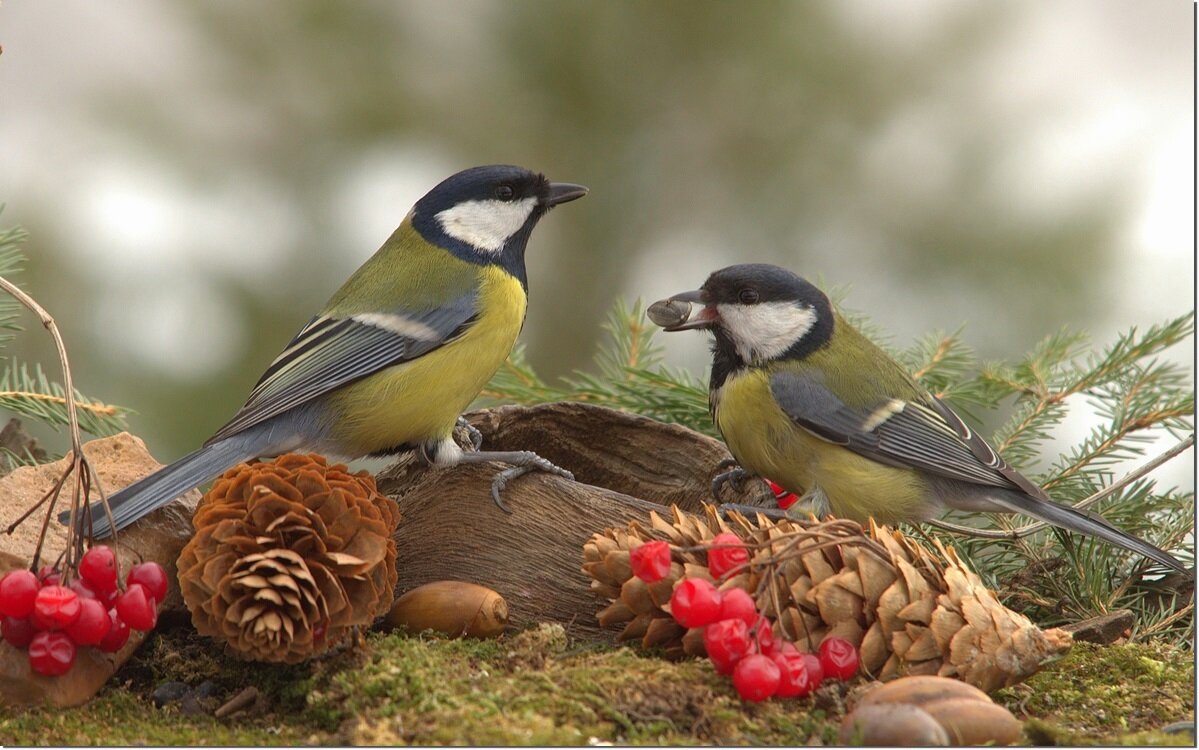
[768,369,1042,495]
[205,291,478,445]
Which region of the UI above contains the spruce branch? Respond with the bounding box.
[0,222,28,347]
[0,359,129,437]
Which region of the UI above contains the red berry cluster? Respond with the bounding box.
[631,534,859,702]
[0,547,167,676]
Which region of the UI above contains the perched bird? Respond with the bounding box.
[69,165,587,538]
[648,263,1188,574]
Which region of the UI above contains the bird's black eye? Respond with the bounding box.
[495,185,515,201]
[738,288,760,304]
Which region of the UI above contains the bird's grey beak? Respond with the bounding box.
[545,182,589,207]
[647,289,718,331]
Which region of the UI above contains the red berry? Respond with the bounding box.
[115,584,157,631]
[79,546,119,594]
[802,652,825,686]
[65,597,112,646]
[818,636,860,681]
[703,618,751,674]
[2,616,36,648]
[97,610,130,652]
[707,533,750,580]
[36,566,61,587]
[126,562,169,603]
[751,615,776,655]
[28,631,76,676]
[732,653,780,702]
[773,651,822,698]
[68,578,99,600]
[668,578,723,628]
[629,541,672,583]
[718,587,758,626]
[32,586,81,630]
[765,479,799,510]
[0,570,40,618]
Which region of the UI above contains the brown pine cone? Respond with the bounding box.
[582,505,1072,692]
[177,453,399,663]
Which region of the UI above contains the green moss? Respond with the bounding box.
[2,624,1193,745]
[995,640,1195,745]
[302,624,853,745]
[0,688,315,746]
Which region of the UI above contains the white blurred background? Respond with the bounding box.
[0,1,1192,487]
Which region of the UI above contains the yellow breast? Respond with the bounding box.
[327,266,526,454]
[714,368,928,524]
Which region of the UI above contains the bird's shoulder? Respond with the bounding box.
[325,219,485,318]
[775,313,923,410]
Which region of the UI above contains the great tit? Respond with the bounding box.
[69,164,587,538]
[649,263,1188,574]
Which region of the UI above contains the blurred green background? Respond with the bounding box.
[0,1,1193,472]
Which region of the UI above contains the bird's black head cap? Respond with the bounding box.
[411,164,587,288]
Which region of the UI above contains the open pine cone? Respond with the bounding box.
[582,505,1073,692]
[177,453,399,663]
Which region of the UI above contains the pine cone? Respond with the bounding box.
[582,505,1072,692]
[177,453,399,663]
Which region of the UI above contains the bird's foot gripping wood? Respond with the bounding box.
[711,459,752,499]
[454,449,575,513]
[455,415,484,451]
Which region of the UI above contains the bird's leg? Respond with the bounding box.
[454,415,484,451]
[711,459,752,499]
[451,449,575,513]
[792,487,831,519]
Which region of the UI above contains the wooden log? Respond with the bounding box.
[378,402,772,643]
[464,402,770,507]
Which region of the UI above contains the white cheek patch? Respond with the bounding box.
[435,197,537,253]
[717,301,817,363]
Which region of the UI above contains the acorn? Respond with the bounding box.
[852,675,992,710]
[844,675,1023,746]
[919,698,1023,746]
[384,581,508,639]
[839,703,950,746]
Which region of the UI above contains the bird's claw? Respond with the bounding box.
[489,452,574,513]
[456,416,484,451]
[711,465,751,499]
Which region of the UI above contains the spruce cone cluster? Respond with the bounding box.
[178,453,399,663]
[582,505,1073,692]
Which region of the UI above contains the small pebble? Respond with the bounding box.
[151,681,190,708]
[193,680,221,700]
[178,694,209,716]
[1162,721,1195,739]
